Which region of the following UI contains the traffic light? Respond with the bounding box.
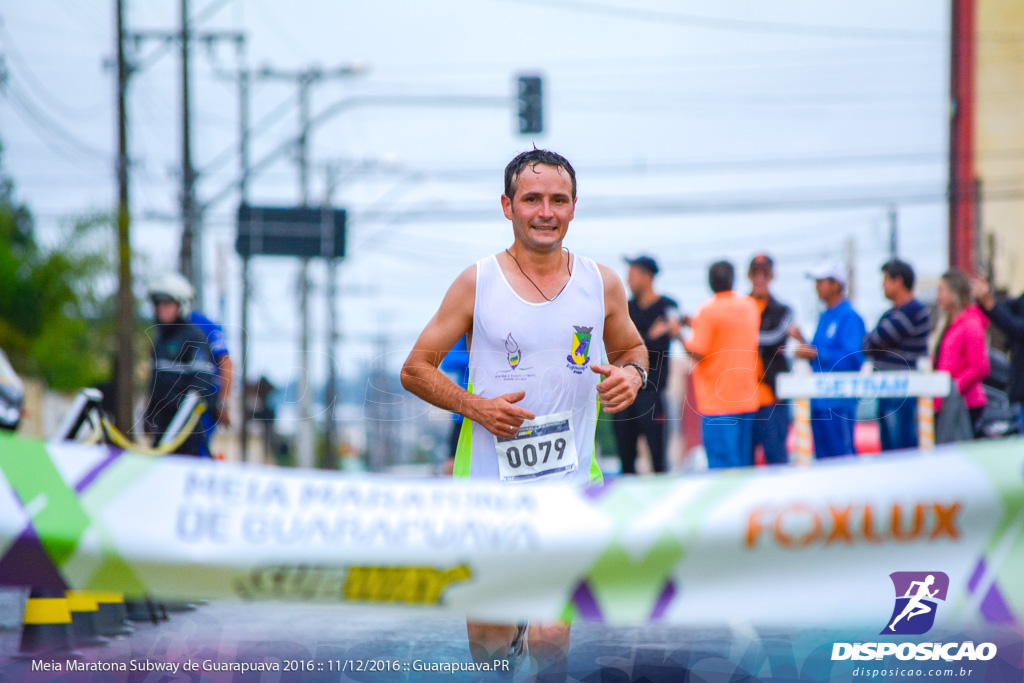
[517,75,543,135]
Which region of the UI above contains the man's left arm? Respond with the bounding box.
[592,264,647,413]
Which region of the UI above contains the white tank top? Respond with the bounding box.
[454,253,605,486]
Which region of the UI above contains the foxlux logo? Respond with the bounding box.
[831,572,997,662]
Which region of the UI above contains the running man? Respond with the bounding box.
[400,149,647,675]
[888,574,939,631]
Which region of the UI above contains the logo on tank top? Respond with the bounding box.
[505,333,521,370]
[566,325,593,374]
[497,333,534,379]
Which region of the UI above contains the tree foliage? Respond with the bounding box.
[0,147,116,389]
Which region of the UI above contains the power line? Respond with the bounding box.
[0,23,107,117]
[489,0,954,42]
[344,183,1024,225]
[390,150,954,181]
[1,78,109,163]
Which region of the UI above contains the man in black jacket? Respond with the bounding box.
[612,255,681,473]
[973,274,1024,433]
[748,254,796,464]
[144,277,219,456]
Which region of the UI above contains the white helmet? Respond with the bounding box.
[148,272,195,318]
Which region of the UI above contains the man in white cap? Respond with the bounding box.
[794,260,866,458]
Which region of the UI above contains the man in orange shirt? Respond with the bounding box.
[684,261,761,468]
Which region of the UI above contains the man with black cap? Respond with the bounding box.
[748,254,796,464]
[612,255,681,474]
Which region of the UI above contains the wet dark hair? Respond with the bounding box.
[709,260,735,293]
[504,149,577,201]
[881,258,916,291]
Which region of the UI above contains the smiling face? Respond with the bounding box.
[501,163,576,254]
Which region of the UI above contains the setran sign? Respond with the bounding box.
[776,370,951,400]
[236,204,346,259]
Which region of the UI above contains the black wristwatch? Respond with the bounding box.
[622,362,648,390]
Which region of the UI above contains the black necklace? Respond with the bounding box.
[504,247,572,302]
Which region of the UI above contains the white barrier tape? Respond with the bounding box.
[0,433,1021,629]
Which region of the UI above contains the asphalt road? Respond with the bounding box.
[0,593,798,682]
[0,592,1020,682]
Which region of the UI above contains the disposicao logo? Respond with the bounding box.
[883,571,948,635]
[831,571,997,663]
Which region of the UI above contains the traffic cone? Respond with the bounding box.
[65,591,110,648]
[18,589,80,656]
[161,601,198,614]
[125,597,166,624]
[90,592,133,638]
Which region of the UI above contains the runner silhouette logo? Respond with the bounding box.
[883,571,949,635]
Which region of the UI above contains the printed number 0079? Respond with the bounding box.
[506,438,566,468]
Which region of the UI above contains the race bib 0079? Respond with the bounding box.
[494,411,578,483]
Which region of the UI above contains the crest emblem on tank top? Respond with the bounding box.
[566,326,593,374]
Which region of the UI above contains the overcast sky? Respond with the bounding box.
[1,0,952,387]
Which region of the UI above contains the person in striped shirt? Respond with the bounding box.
[864,259,932,451]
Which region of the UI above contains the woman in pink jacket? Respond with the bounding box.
[935,269,989,437]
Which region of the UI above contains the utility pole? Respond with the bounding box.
[128,11,243,309]
[369,326,393,472]
[949,0,977,274]
[238,61,252,463]
[255,64,365,468]
[323,164,340,470]
[845,236,857,302]
[114,0,135,434]
[178,0,201,302]
[888,204,898,259]
[210,49,255,462]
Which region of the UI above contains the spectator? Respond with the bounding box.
[864,259,931,451]
[611,255,681,474]
[684,261,760,468]
[147,273,233,457]
[935,270,989,438]
[144,277,218,456]
[795,260,866,458]
[747,254,795,465]
[189,309,233,437]
[972,274,1024,434]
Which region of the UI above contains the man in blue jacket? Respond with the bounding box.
[795,260,866,458]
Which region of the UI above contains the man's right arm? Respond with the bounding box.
[987,296,1024,342]
[399,266,535,437]
[973,276,1024,341]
